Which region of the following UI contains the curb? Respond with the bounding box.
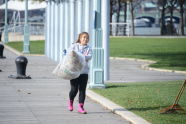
[87,89,151,124]
[141,64,186,74]
[110,57,186,74]
[110,57,155,63]
[4,44,22,56]
[110,36,186,38]
[4,44,45,57]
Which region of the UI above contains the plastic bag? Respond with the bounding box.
[52,50,85,80]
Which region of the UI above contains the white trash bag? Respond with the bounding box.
[52,50,85,80]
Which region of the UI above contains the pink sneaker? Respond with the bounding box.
[78,103,87,114]
[68,100,73,111]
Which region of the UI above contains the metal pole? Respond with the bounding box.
[89,0,105,88]
[23,0,30,54]
[102,0,110,81]
[3,0,8,43]
[127,1,131,36]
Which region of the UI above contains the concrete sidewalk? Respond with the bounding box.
[0,49,130,124]
[108,58,186,83]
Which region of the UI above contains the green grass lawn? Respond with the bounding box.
[93,80,186,124]
[6,40,44,54]
[110,37,186,71]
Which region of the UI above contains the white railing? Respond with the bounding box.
[1,23,45,41]
[7,22,45,35]
[110,22,131,36]
[0,22,45,35]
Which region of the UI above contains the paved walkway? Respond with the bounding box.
[108,58,186,83]
[0,49,129,124]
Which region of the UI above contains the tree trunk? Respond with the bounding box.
[116,0,121,35]
[180,2,184,35]
[170,4,174,35]
[123,2,127,35]
[130,2,135,36]
[124,2,127,23]
[110,2,113,23]
[110,2,113,35]
[161,5,166,35]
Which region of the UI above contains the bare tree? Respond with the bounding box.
[116,0,122,23]
[110,0,117,23]
[178,0,185,35]
[114,0,120,35]
[110,0,117,35]
[167,0,178,35]
[117,0,135,35]
[129,0,135,35]
[123,1,127,35]
[157,0,168,35]
[119,0,142,36]
[127,0,142,36]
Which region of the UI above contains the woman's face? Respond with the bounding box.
[80,34,89,45]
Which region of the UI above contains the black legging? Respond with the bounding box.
[69,74,88,103]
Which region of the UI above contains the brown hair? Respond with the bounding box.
[76,32,89,43]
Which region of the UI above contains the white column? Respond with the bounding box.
[46,0,51,57]
[3,0,8,43]
[84,0,89,32]
[56,2,61,61]
[102,0,110,81]
[74,1,77,40]
[60,1,65,60]
[62,1,66,55]
[69,0,75,45]
[77,0,82,35]
[51,1,54,59]
[89,0,94,46]
[81,0,85,31]
[64,1,68,49]
[54,3,58,61]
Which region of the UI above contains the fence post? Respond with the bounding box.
[23,0,30,54]
[3,0,8,43]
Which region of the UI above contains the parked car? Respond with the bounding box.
[134,18,152,27]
